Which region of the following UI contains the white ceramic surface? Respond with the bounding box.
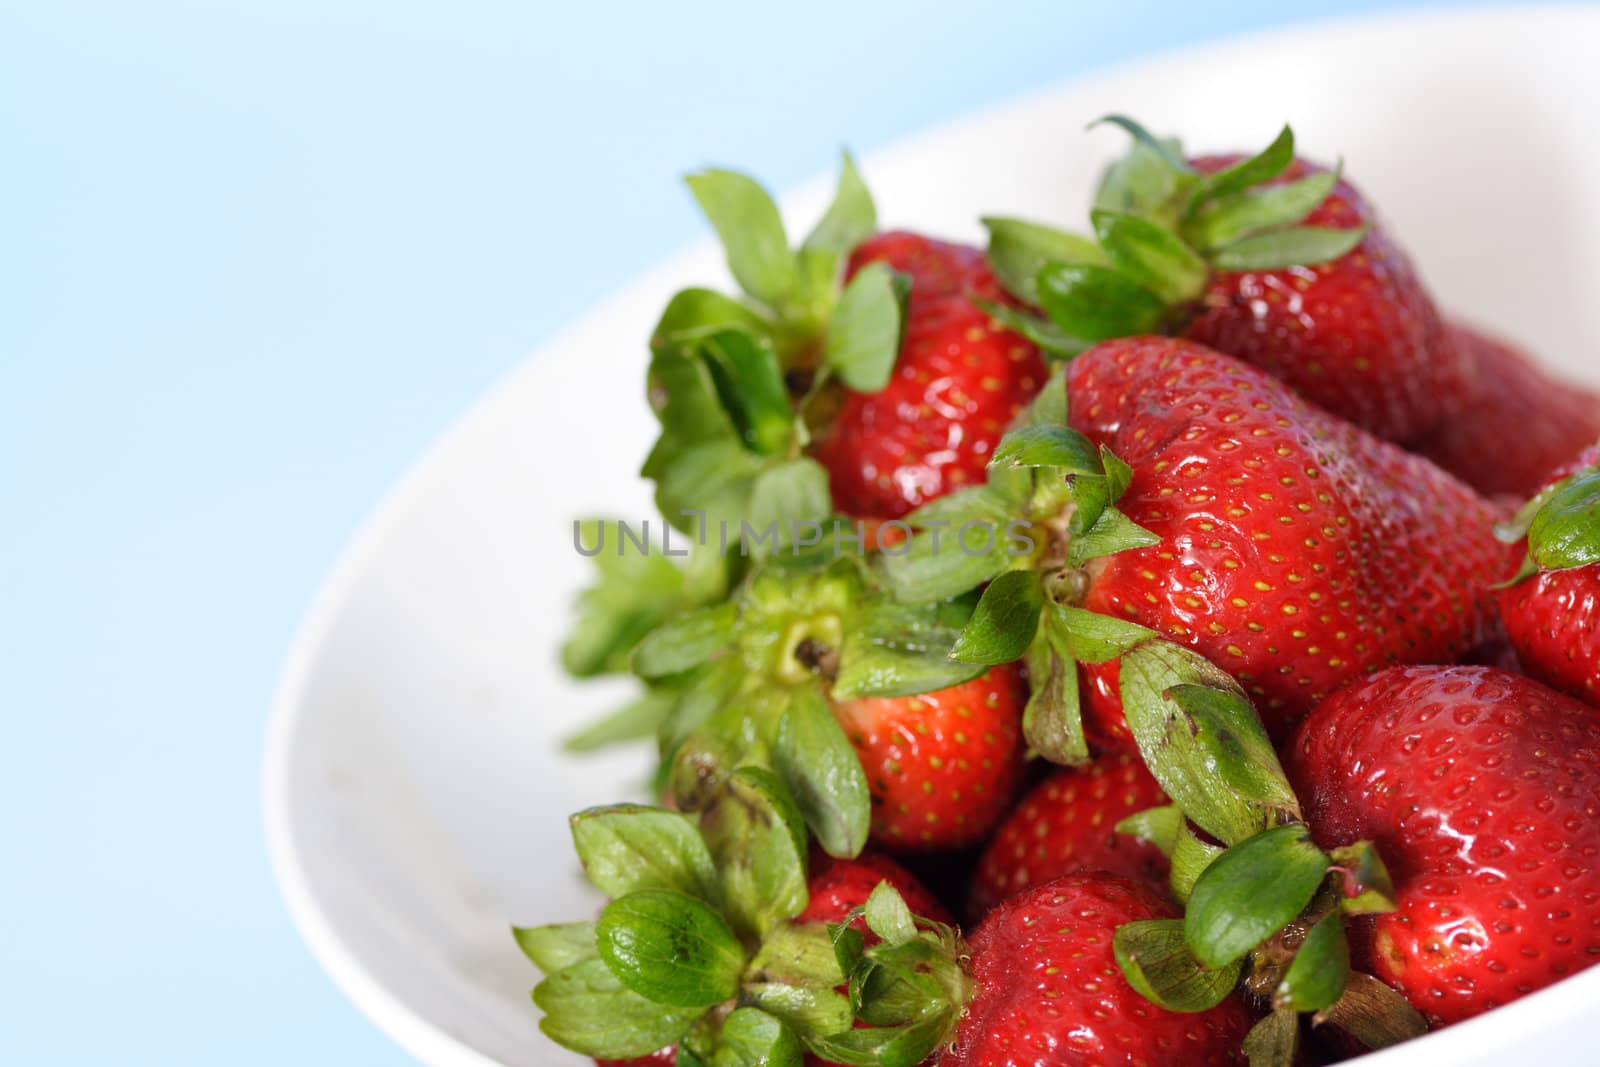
[264,7,1600,1065]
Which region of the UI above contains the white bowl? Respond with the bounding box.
[264,7,1600,1065]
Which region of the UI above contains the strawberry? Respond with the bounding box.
[894,336,1509,753]
[1414,323,1600,500]
[818,873,1251,1066]
[986,120,1470,445]
[595,1050,676,1067]
[832,664,1028,851]
[969,752,1170,916]
[1496,444,1600,707]
[1284,665,1600,1026]
[1179,154,1465,445]
[800,848,952,927]
[812,232,1047,520]
[1073,337,1505,737]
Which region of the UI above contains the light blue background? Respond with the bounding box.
[4,0,1518,1062]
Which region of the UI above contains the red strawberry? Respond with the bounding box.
[1414,323,1600,499]
[832,664,1028,851]
[1497,444,1600,707]
[800,848,952,927]
[813,232,1046,519]
[1000,123,1470,445]
[1180,155,1468,445]
[969,752,1170,916]
[1068,337,1508,739]
[947,873,1250,1066]
[595,1050,676,1067]
[1285,665,1600,1026]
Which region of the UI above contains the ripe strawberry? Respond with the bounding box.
[595,1050,676,1067]
[1497,444,1600,707]
[992,121,1469,445]
[812,232,1046,519]
[1069,337,1508,739]
[832,664,1028,851]
[800,848,952,927]
[948,874,1250,1065]
[1180,155,1467,445]
[1414,323,1600,500]
[969,752,1170,916]
[1285,665,1600,1026]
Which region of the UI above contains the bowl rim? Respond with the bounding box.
[261,5,1600,1064]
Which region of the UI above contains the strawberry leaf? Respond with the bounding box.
[1210,225,1365,272]
[1068,501,1160,565]
[1170,820,1225,903]
[773,685,871,859]
[564,519,692,678]
[1163,684,1297,810]
[1118,641,1278,845]
[750,459,834,551]
[802,1016,950,1067]
[654,286,770,349]
[1526,466,1600,572]
[701,328,795,456]
[1091,209,1208,305]
[826,262,903,392]
[981,216,1104,306]
[1115,805,1184,857]
[989,423,1103,474]
[534,956,701,1059]
[1113,918,1242,1012]
[1036,262,1168,341]
[1329,841,1397,915]
[597,889,746,1007]
[1021,605,1090,766]
[832,593,987,698]
[1184,825,1330,969]
[514,921,598,975]
[1186,124,1295,210]
[974,298,1086,359]
[862,882,918,946]
[1185,169,1340,253]
[802,152,876,257]
[563,688,676,753]
[687,168,799,311]
[1277,911,1349,1013]
[951,570,1044,665]
[1054,606,1156,663]
[570,805,719,901]
[1092,114,1195,176]
[744,924,852,1036]
[708,1007,805,1067]
[1312,972,1428,1050]
[1241,1008,1300,1067]
[633,602,738,679]
[701,767,810,939]
[877,526,1010,606]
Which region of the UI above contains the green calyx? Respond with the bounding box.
[644,156,909,562]
[518,775,855,1064]
[636,559,984,856]
[1109,803,1418,1057]
[807,884,972,1067]
[981,117,1364,356]
[1498,458,1600,585]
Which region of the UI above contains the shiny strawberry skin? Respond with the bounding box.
[947,873,1250,1067]
[1285,665,1600,1027]
[969,753,1170,917]
[1499,445,1600,708]
[832,665,1027,851]
[1415,324,1600,500]
[1181,157,1467,446]
[800,848,952,926]
[813,232,1046,520]
[595,1050,676,1067]
[1069,337,1508,739]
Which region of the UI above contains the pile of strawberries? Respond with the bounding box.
[520,118,1600,1066]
